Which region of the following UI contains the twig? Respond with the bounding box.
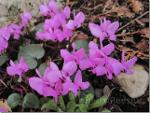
[118,11,149,31]
[0,79,8,88]
[117,31,140,37]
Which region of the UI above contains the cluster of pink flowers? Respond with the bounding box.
[0,12,32,54]
[2,0,137,101]
[29,61,89,101]
[61,41,137,80]
[36,0,85,42]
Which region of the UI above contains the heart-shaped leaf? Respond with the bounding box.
[18,44,45,69]
[7,93,21,109]
[38,63,47,76]
[23,93,40,109]
[0,54,8,66]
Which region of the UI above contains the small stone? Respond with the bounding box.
[114,65,149,98]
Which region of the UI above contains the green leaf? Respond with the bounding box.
[85,93,94,105]
[58,96,65,111]
[34,23,43,32]
[66,100,76,112]
[18,44,45,69]
[38,63,47,76]
[41,99,58,111]
[89,96,108,110]
[40,97,49,107]
[0,54,8,66]
[23,93,40,109]
[18,44,45,59]
[78,103,87,112]
[75,39,88,53]
[24,56,37,69]
[7,93,21,109]
[68,92,75,101]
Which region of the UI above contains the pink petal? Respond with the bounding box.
[7,66,17,76]
[74,70,89,90]
[94,66,106,76]
[43,86,58,98]
[108,58,123,76]
[62,81,78,96]
[48,0,59,15]
[89,41,98,49]
[74,12,85,28]
[65,20,75,30]
[39,4,49,16]
[60,49,75,62]
[62,61,77,76]
[79,58,92,70]
[29,77,45,96]
[74,48,86,61]
[89,23,101,38]
[44,71,61,85]
[63,6,70,19]
[101,43,115,55]
[49,62,60,71]
[125,57,137,69]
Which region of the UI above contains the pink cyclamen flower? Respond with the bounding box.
[9,24,22,40]
[60,48,92,70]
[29,61,89,100]
[39,0,59,17]
[89,18,119,42]
[29,62,62,101]
[66,12,85,30]
[121,50,137,74]
[0,26,11,54]
[89,41,124,79]
[20,12,32,27]
[7,57,29,77]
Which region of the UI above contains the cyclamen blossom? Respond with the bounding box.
[36,0,85,42]
[7,57,29,77]
[20,12,32,27]
[0,12,32,54]
[39,0,59,17]
[88,41,124,79]
[89,18,119,42]
[29,61,89,101]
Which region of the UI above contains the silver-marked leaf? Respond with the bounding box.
[23,93,40,109]
[7,93,21,109]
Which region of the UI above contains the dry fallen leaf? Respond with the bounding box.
[118,45,149,60]
[136,39,149,53]
[112,6,134,17]
[128,0,144,13]
[139,28,149,38]
[0,100,11,112]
